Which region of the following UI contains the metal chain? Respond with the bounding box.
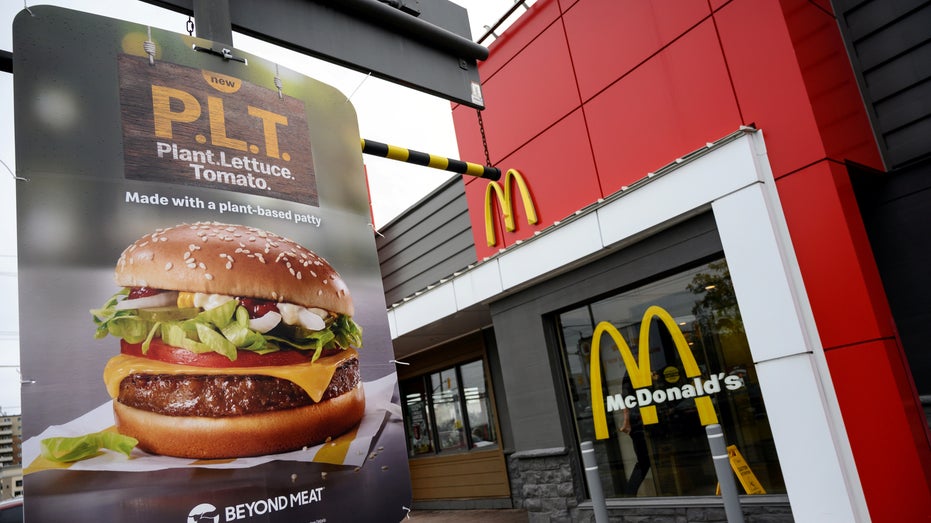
[476,110,492,167]
[187,16,195,36]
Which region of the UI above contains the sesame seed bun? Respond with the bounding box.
[114,222,353,315]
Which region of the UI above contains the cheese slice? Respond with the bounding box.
[102,348,357,403]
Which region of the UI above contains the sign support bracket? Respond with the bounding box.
[192,0,233,46]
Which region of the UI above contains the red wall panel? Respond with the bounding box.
[562,0,711,101]
[778,0,883,169]
[713,0,881,173]
[713,0,826,177]
[557,0,581,12]
[585,20,741,196]
[826,339,931,522]
[709,0,730,11]
[476,21,580,166]
[480,0,562,81]
[466,109,601,258]
[776,161,895,348]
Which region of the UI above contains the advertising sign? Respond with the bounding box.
[13,6,411,521]
[118,54,318,205]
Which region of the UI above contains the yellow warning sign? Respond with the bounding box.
[727,445,766,494]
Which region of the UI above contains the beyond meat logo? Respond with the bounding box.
[187,488,324,522]
[118,54,318,206]
[187,503,219,523]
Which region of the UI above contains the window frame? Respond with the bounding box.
[550,256,785,499]
[400,357,500,458]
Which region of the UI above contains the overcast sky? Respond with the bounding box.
[0,0,527,415]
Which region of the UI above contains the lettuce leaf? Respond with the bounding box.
[193,298,238,328]
[331,313,364,349]
[91,289,363,361]
[40,431,138,462]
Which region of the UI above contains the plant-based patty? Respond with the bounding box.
[117,356,360,417]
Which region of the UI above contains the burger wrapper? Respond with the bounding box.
[21,375,399,473]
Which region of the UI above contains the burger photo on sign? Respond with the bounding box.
[88,222,365,459]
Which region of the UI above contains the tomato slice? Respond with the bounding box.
[128,286,163,299]
[237,296,279,318]
[120,338,315,368]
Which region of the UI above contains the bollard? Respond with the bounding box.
[580,441,609,523]
[705,424,745,523]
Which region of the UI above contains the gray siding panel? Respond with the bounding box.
[873,80,931,132]
[886,113,931,162]
[842,0,921,36]
[852,6,930,70]
[844,3,931,398]
[834,0,931,167]
[862,43,931,101]
[382,234,473,292]
[378,184,463,258]
[380,209,471,276]
[376,176,477,306]
[852,160,931,395]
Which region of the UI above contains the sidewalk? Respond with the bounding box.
[404,509,529,522]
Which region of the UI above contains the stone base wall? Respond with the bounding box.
[508,448,793,522]
[508,447,578,523]
[573,504,794,523]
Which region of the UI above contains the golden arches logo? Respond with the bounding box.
[484,169,538,247]
[589,305,719,440]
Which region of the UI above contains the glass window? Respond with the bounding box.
[400,359,498,457]
[462,360,497,448]
[432,368,466,451]
[556,258,785,498]
[403,376,435,456]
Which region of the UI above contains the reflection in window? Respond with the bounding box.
[462,360,497,448]
[400,360,498,457]
[403,377,434,456]
[556,258,785,498]
[432,368,466,451]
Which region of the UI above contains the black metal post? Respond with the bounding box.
[193,0,233,45]
[361,139,501,180]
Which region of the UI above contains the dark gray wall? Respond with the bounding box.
[833,0,931,397]
[832,0,931,169]
[376,176,477,306]
[488,213,723,452]
[852,161,931,397]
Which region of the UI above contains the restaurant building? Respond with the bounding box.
[376,0,931,521]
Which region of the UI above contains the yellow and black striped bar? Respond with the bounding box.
[361,138,501,181]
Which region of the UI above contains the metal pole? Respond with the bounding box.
[580,441,609,523]
[361,139,501,180]
[193,0,234,45]
[0,49,11,74]
[321,0,489,61]
[705,424,745,523]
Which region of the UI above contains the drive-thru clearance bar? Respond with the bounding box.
[361,138,501,180]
